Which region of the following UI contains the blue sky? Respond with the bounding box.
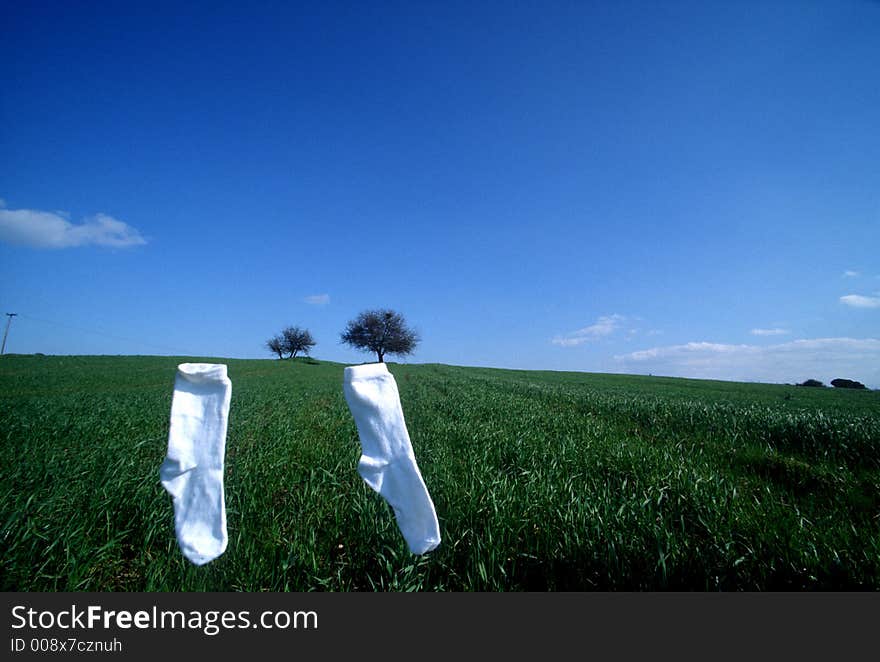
[2,1,878,386]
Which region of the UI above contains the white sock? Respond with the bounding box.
[343,363,441,554]
[159,363,231,566]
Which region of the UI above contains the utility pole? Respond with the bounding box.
[1,313,17,355]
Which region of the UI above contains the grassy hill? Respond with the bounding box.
[1,354,878,590]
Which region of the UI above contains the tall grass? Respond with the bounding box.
[1,355,877,590]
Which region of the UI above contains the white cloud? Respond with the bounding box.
[552,336,588,347]
[0,203,146,249]
[552,314,625,347]
[750,328,790,336]
[840,294,880,309]
[843,270,859,277]
[304,293,330,305]
[614,337,880,388]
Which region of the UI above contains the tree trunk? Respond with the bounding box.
[377,350,384,363]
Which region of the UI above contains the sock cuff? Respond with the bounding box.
[344,362,390,383]
[177,363,230,384]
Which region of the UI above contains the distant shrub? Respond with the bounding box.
[831,378,866,390]
[798,379,825,388]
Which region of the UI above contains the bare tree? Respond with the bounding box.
[282,326,316,359]
[340,309,419,363]
[267,327,315,359]
[266,334,285,359]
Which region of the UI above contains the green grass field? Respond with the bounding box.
[1,354,878,591]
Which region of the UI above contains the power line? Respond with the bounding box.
[1,313,17,354]
[15,313,203,356]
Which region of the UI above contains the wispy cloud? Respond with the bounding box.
[840,294,880,309]
[0,201,146,249]
[750,328,790,336]
[614,337,880,388]
[552,314,625,347]
[622,342,752,362]
[843,270,860,278]
[304,293,330,305]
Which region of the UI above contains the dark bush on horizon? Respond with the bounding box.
[798,379,825,388]
[831,378,867,390]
